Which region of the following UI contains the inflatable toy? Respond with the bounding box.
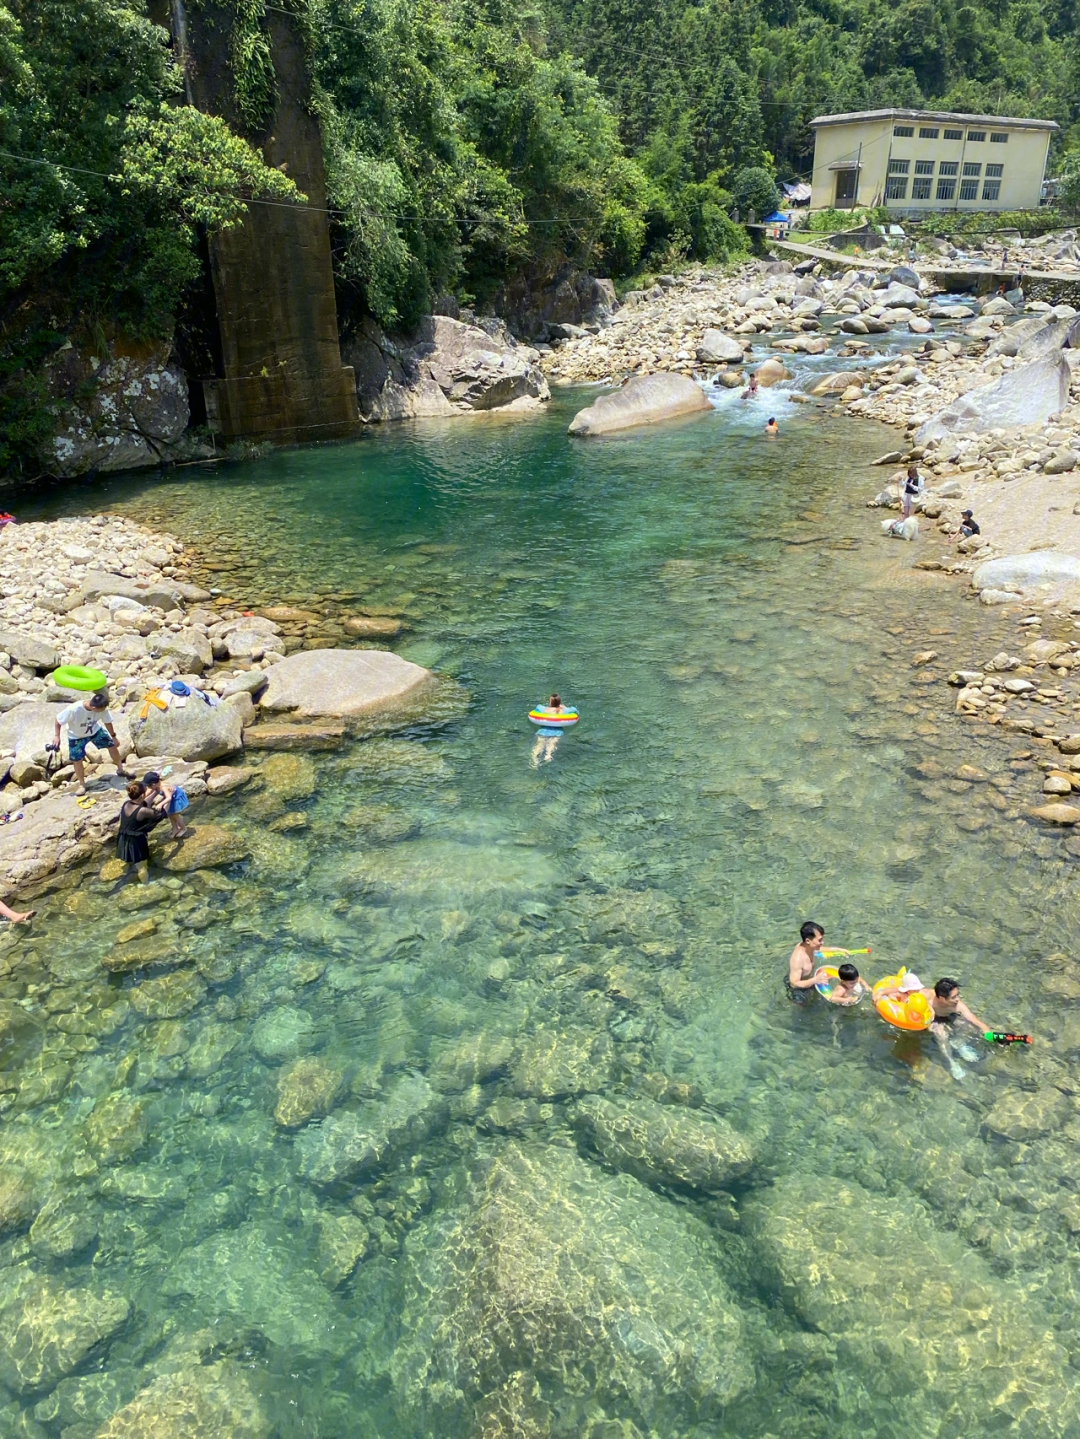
[815,966,865,1003]
[873,967,934,1032]
[53,665,108,692]
[528,706,579,729]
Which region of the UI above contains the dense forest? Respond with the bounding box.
[1,0,1078,474]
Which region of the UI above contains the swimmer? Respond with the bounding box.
[742,373,760,400]
[787,920,827,1004]
[822,961,870,1005]
[765,417,779,437]
[878,975,991,1079]
[0,899,35,924]
[531,693,569,768]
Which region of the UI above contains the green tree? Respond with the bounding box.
[731,165,780,219]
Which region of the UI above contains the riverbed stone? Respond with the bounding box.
[128,969,206,1019]
[259,647,434,722]
[259,752,316,801]
[0,627,60,672]
[574,1094,752,1192]
[916,354,1071,443]
[295,1073,447,1187]
[0,1171,40,1234]
[568,373,711,436]
[151,823,250,870]
[744,1172,1079,1431]
[696,330,745,364]
[274,1057,342,1126]
[252,1004,315,1062]
[316,1211,369,1287]
[93,1360,270,1439]
[85,1094,148,1164]
[343,615,404,638]
[0,1277,130,1395]
[512,1029,612,1099]
[430,1033,516,1092]
[984,1085,1072,1140]
[392,1141,754,1433]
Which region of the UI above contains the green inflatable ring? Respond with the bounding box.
[53,665,108,692]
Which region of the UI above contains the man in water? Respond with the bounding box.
[879,974,989,1079]
[765,417,779,437]
[822,961,870,1005]
[787,921,826,1003]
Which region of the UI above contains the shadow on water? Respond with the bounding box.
[5,388,1080,1438]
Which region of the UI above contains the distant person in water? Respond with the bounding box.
[742,373,760,399]
[822,961,870,1005]
[531,693,569,768]
[878,975,991,1079]
[787,920,827,1004]
[765,417,779,437]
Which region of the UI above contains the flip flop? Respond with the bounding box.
[0,811,24,825]
[75,795,98,809]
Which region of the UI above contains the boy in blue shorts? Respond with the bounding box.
[52,690,122,794]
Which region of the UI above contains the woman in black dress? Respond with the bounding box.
[116,780,166,867]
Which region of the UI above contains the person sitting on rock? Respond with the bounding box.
[787,921,827,1004]
[742,373,760,400]
[765,417,779,437]
[822,961,870,1005]
[900,463,924,519]
[50,689,122,795]
[0,898,35,923]
[956,509,980,540]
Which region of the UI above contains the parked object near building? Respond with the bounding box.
[809,110,1057,215]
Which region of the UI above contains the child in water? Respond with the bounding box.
[531,693,569,768]
[765,417,779,437]
[822,961,870,1005]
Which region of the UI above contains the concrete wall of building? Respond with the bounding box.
[810,116,1052,214]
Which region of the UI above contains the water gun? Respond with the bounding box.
[819,947,871,958]
[984,1031,1032,1045]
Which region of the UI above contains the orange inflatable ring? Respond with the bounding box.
[873,968,934,1032]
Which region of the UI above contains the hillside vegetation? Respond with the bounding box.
[1,0,1077,476]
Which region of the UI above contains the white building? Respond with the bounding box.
[808,109,1057,214]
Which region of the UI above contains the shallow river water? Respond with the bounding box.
[5,384,1080,1439]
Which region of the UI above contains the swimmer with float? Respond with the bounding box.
[817,960,871,1006]
[529,693,578,767]
[876,974,1015,1079]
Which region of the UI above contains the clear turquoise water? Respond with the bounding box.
[6,387,1080,1438]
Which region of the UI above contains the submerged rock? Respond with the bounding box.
[93,1359,270,1439]
[392,1142,754,1433]
[0,1276,129,1395]
[568,373,712,436]
[296,1073,448,1187]
[151,823,250,871]
[512,1029,612,1099]
[316,1211,369,1287]
[251,1004,315,1063]
[85,1094,148,1165]
[574,1094,752,1193]
[274,1057,343,1127]
[744,1172,1080,1433]
[0,1171,40,1235]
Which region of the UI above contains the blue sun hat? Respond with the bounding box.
[169,680,191,696]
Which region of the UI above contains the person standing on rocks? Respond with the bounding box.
[900,463,924,520]
[51,690,122,795]
[116,780,167,875]
[787,921,827,1004]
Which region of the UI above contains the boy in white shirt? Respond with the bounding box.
[51,690,122,794]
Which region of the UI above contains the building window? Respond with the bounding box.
[919,126,939,139]
[912,178,932,199]
[936,178,956,200]
[990,132,1008,143]
[943,128,963,139]
[888,158,910,174]
[982,180,1001,201]
[963,162,981,177]
[959,179,978,200]
[885,177,909,200]
[915,160,935,175]
[893,125,914,137]
[986,163,1004,178]
[939,161,959,176]
[966,130,986,141]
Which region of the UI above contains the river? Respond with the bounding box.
[4,385,1080,1438]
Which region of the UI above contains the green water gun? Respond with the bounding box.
[983,1031,1032,1045]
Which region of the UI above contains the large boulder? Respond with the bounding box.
[391,1142,754,1433]
[295,1073,448,1187]
[0,701,64,760]
[916,354,1070,443]
[93,1361,270,1439]
[62,571,208,612]
[155,629,213,675]
[973,551,1080,597]
[131,695,243,761]
[696,329,745,364]
[568,373,711,436]
[0,1276,130,1394]
[574,1094,753,1193]
[744,1173,1079,1433]
[1018,317,1074,363]
[811,370,865,395]
[258,648,434,722]
[0,627,59,671]
[986,316,1060,359]
[344,315,549,421]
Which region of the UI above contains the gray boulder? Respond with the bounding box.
[881,282,921,308]
[0,627,59,672]
[259,648,434,722]
[131,694,243,761]
[1018,318,1073,363]
[888,264,920,288]
[0,701,64,759]
[916,354,1070,444]
[696,329,745,364]
[973,551,1080,596]
[985,316,1049,358]
[62,571,208,612]
[154,629,212,675]
[0,1276,130,1394]
[568,373,712,436]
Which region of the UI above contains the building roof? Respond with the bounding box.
[809,108,1058,131]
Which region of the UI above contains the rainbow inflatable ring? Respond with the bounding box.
[873,967,934,1032]
[528,706,579,728]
